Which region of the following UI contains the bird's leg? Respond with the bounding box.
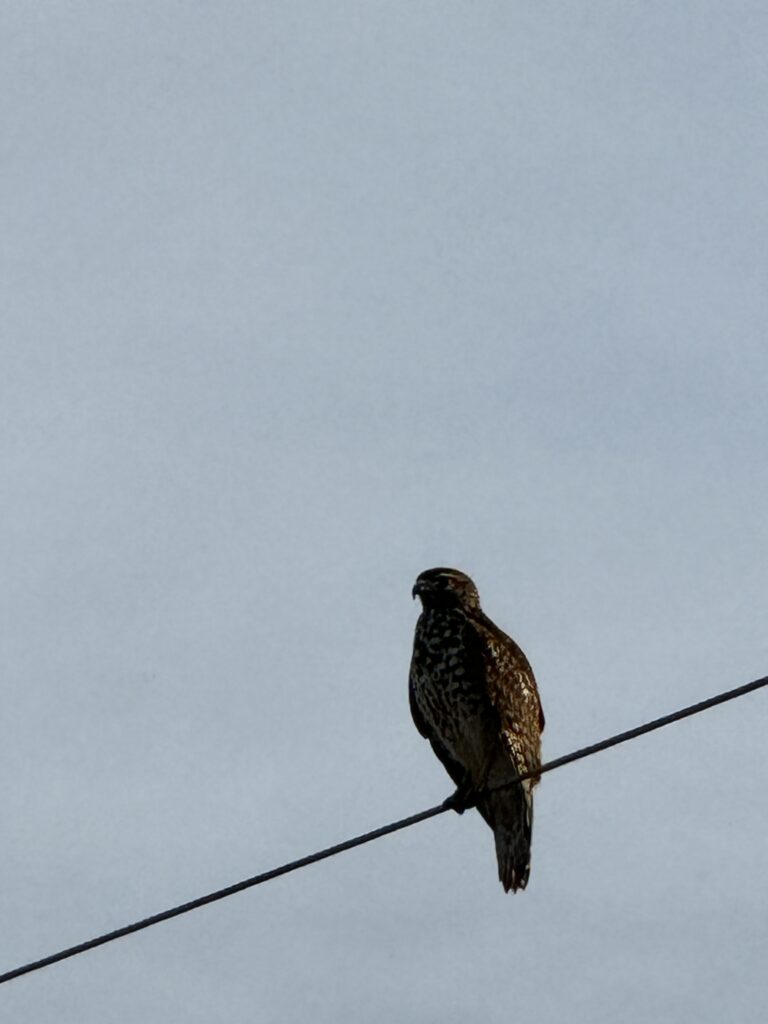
[442,776,481,815]
[443,751,496,814]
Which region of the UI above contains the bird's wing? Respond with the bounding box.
[472,613,544,773]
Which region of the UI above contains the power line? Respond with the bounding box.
[1,672,766,987]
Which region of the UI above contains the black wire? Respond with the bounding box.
[1,672,766,987]
[523,672,768,783]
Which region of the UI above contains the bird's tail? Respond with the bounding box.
[478,781,534,893]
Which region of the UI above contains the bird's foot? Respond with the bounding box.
[442,785,479,815]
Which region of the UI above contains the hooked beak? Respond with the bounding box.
[412,580,426,599]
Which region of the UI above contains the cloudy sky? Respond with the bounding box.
[2,2,768,1021]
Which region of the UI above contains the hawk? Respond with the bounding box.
[409,567,544,892]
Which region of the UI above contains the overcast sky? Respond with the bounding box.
[2,2,768,1021]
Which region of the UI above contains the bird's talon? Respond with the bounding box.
[442,792,464,814]
[443,788,475,814]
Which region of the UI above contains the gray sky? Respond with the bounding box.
[2,2,767,1021]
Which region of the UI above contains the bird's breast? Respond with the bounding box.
[411,610,486,745]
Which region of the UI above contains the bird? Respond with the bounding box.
[409,567,544,892]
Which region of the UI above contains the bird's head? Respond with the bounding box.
[412,567,481,611]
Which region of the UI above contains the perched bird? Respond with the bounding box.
[409,567,545,892]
